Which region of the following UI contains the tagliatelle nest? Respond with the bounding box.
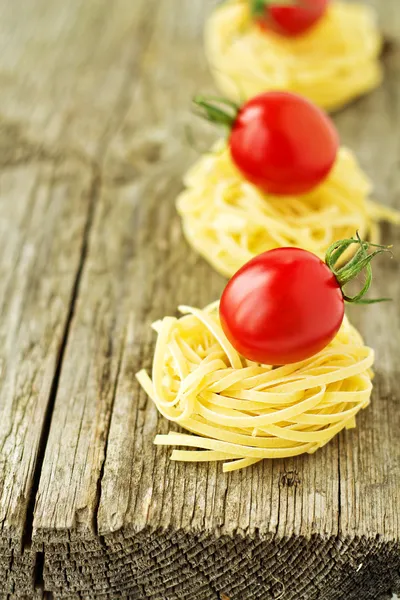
[176,142,399,278]
[137,303,374,472]
[205,0,383,112]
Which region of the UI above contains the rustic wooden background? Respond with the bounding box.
[0,0,399,598]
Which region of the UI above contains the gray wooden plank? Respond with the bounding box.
[0,0,162,595]
[29,0,400,598]
[0,127,93,595]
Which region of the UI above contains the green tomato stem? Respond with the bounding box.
[192,96,239,131]
[325,232,393,304]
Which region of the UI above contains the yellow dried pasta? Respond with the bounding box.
[177,142,400,278]
[136,303,374,472]
[205,0,383,111]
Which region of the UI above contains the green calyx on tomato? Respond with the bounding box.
[219,234,392,366]
[325,233,392,304]
[193,91,339,196]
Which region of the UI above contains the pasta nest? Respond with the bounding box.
[137,303,374,472]
[177,142,399,278]
[205,0,383,111]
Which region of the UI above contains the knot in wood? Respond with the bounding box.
[280,469,301,488]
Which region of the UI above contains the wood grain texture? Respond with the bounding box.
[0,0,398,597]
[0,125,93,595]
[0,0,161,594]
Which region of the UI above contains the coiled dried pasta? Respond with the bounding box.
[205,1,382,111]
[136,303,374,472]
[177,142,400,278]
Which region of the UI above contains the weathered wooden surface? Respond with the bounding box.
[0,96,94,596]
[0,0,399,598]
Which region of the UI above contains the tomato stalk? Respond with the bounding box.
[325,233,392,304]
[193,96,239,130]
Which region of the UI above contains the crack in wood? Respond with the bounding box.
[93,334,126,539]
[23,167,101,591]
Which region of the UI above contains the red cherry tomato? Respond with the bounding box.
[220,247,344,365]
[229,92,339,196]
[254,0,329,37]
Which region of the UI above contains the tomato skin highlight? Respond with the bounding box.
[255,0,329,37]
[229,92,339,196]
[220,247,345,365]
